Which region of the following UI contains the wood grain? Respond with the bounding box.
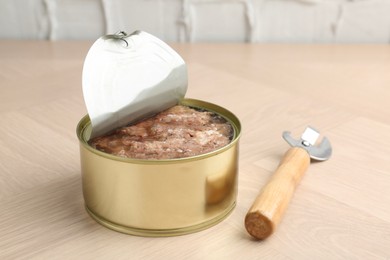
[1,41,390,259]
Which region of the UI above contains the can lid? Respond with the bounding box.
[82,31,188,138]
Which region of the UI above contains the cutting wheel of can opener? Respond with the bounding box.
[245,126,332,240]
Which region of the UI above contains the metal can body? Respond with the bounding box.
[77,99,241,236]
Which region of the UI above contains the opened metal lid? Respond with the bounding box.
[82,31,188,138]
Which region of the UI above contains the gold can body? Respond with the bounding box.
[76,99,241,236]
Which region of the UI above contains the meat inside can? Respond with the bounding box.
[89,104,234,160]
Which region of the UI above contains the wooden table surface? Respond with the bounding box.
[1,41,390,259]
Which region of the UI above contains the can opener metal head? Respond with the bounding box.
[245,126,332,240]
[283,126,332,161]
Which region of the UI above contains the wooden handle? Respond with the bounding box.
[245,147,310,239]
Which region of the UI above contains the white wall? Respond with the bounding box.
[1,0,390,42]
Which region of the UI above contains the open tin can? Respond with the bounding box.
[77,98,241,236]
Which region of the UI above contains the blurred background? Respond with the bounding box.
[1,0,390,43]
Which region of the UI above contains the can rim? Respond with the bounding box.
[76,98,241,165]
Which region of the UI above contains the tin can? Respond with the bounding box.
[76,98,241,236]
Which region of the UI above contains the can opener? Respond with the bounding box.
[245,126,332,239]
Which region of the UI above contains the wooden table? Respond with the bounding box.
[1,41,389,259]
